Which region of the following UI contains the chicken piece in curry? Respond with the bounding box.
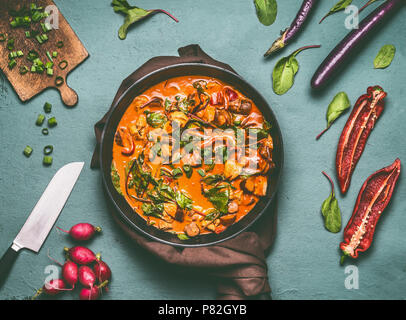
[111,76,275,239]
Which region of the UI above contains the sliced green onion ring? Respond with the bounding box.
[55,76,64,87]
[0,33,5,42]
[19,65,29,75]
[56,41,64,48]
[58,60,68,70]
[43,145,53,155]
[42,128,49,135]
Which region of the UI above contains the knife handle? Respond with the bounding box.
[0,245,20,288]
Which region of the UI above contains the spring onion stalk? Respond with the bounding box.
[36,114,45,126]
[48,117,57,127]
[44,102,52,113]
[23,146,33,157]
[43,156,53,166]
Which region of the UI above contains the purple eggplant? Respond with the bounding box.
[264,0,318,57]
[311,0,404,90]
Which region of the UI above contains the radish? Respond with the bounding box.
[57,223,102,241]
[62,261,78,287]
[94,259,112,283]
[64,246,96,265]
[78,266,96,288]
[264,0,318,57]
[79,280,108,300]
[32,279,70,299]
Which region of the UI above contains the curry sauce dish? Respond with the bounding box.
[111,75,276,240]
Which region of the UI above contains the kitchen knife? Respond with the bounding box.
[0,162,84,288]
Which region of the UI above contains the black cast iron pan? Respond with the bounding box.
[99,63,284,247]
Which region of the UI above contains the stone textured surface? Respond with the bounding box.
[0,0,405,300]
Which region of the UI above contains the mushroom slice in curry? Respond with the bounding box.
[111,76,275,238]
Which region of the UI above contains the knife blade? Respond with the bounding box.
[0,162,84,287]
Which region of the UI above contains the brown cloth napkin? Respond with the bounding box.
[91,45,278,300]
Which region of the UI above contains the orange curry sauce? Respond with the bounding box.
[111,76,274,238]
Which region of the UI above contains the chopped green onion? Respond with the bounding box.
[52,51,58,58]
[0,33,5,42]
[25,31,31,38]
[36,114,45,126]
[23,146,33,158]
[58,60,68,70]
[17,50,23,57]
[55,76,64,87]
[56,41,64,48]
[42,128,49,135]
[19,65,29,75]
[46,51,53,62]
[8,59,17,69]
[44,102,52,113]
[31,11,43,22]
[43,156,53,166]
[41,34,48,42]
[30,65,37,73]
[48,117,57,127]
[27,50,39,61]
[182,165,193,178]
[43,145,53,155]
[35,35,43,44]
[44,22,52,32]
[7,39,14,50]
[46,68,53,76]
[45,61,53,69]
[197,169,206,177]
[9,51,17,59]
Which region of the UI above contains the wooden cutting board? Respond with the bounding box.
[0,0,89,107]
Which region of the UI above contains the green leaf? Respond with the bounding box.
[147,181,175,203]
[320,172,342,233]
[177,233,190,240]
[175,191,193,210]
[272,46,319,95]
[112,1,152,40]
[202,174,225,185]
[272,49,300,95]
[326,92,351,128]
[319,0,353,23]
[203,186,230,215]
[321,194,342,233]
[374,44,396,69]
[118,7,151,40]
[112,0,131,14]
[141,203,163,218]
[146,112,167,128]
[111,162,123,195]
[254,0,277,26]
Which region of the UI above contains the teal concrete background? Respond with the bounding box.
[0,0,405,300]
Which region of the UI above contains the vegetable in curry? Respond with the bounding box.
[111,76,275,239]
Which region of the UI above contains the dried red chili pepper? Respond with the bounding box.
[340,158,401,263]
[336,86,387,194]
